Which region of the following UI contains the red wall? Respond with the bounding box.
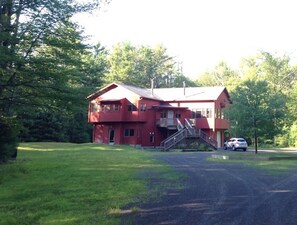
[89,86,231,147]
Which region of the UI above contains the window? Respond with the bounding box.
[128,104,137,111]
[124,129,134,137]
[140,103,146,111]
[149,132,154,143]
[206,108,212,118]
[101,104,120,112]
[101,104,108,111]
[114,104,120,111]
[192,108,202,118]
[91,101,100,112]
[161,111,167,118]
[216,109,222,119]
[191,108,212,118]
[176,112,181,118]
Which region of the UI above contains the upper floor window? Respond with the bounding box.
[91,101,100,112]
[114,104,119,111]
[101,104,120,112]
[192,108,212,118]
[206,108,212,118]
[128,104,137,111]
[192,108,202,118]
[140,103,147,111]
[216,109,222,119]
[161,111,167,118]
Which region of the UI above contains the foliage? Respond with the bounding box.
[224,51,296,149]
[225,80,285,152]
[19,111,69,142]
[0,1,110,150]
[0,116,19,163]
[105,42,191,88]
[186,142,212,151]
[0,142,181,224]
[68,112,92,143]
[19,111,92,143]
[288,122,297,147]
[80,43,109,94]
[196,62,240,91]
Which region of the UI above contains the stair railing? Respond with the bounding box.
[184,118,195,136]
[176,118,184,131]
[198,129,218,149]
[160,128,187,151]
[184,118,217,149]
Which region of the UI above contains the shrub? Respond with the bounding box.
[289,122,297,147]
[0,116,20,163]
[189,142,213,151]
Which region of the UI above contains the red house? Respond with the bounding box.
[87,82,231,150]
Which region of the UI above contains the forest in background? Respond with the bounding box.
[1,0,297,162]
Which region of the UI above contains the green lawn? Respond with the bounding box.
[210,151,297,175]
[0,143,180,225]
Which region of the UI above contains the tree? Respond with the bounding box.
[236,52,297,147]
[196,62,240,91]
[0,115,19,162]
[0,0,107,161]
[225,80,284,153]
[105,42,189,88]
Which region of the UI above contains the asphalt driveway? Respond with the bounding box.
[122,152,297,225]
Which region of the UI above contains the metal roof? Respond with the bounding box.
[87,82,229,102]
[152,86,228,101]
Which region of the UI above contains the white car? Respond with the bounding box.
[224,138,248,151]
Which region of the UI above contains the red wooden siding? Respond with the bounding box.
[88,83,231,147]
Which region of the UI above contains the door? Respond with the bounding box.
[167,110,174,125]
[109,129,115,145]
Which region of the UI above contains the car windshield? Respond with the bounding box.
[237,139,246,142]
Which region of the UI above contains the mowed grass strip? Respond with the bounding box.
[0,143,177,225]
[209,151,297,174]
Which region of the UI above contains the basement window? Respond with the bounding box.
[124,129,134,137]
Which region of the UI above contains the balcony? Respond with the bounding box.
[156,118,178,130]
[215,118,229,129]
[88,111,147,123]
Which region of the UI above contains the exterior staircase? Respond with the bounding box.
[160,118,217,151]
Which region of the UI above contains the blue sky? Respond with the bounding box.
[75,0,297,78]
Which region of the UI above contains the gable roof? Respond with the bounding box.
[87,82,230,102]
[152,86,228,101]
[87,82,161,101]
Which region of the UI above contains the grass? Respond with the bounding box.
[209,151,297,175]
[0,143,181,225]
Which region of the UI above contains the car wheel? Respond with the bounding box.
[223,145,227,150]
[232,146,236,151]
[243,148,247,151]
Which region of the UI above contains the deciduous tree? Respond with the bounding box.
[225,80,285,153]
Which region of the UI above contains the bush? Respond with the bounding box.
[0,116,20,163]
[289,122,297,147]
[189,142,213,151]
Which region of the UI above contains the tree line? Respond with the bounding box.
[196,54,297,153]
[1,0,297,162]
[0,0,194,162]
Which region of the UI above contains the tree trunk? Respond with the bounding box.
[254,130,258,154]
